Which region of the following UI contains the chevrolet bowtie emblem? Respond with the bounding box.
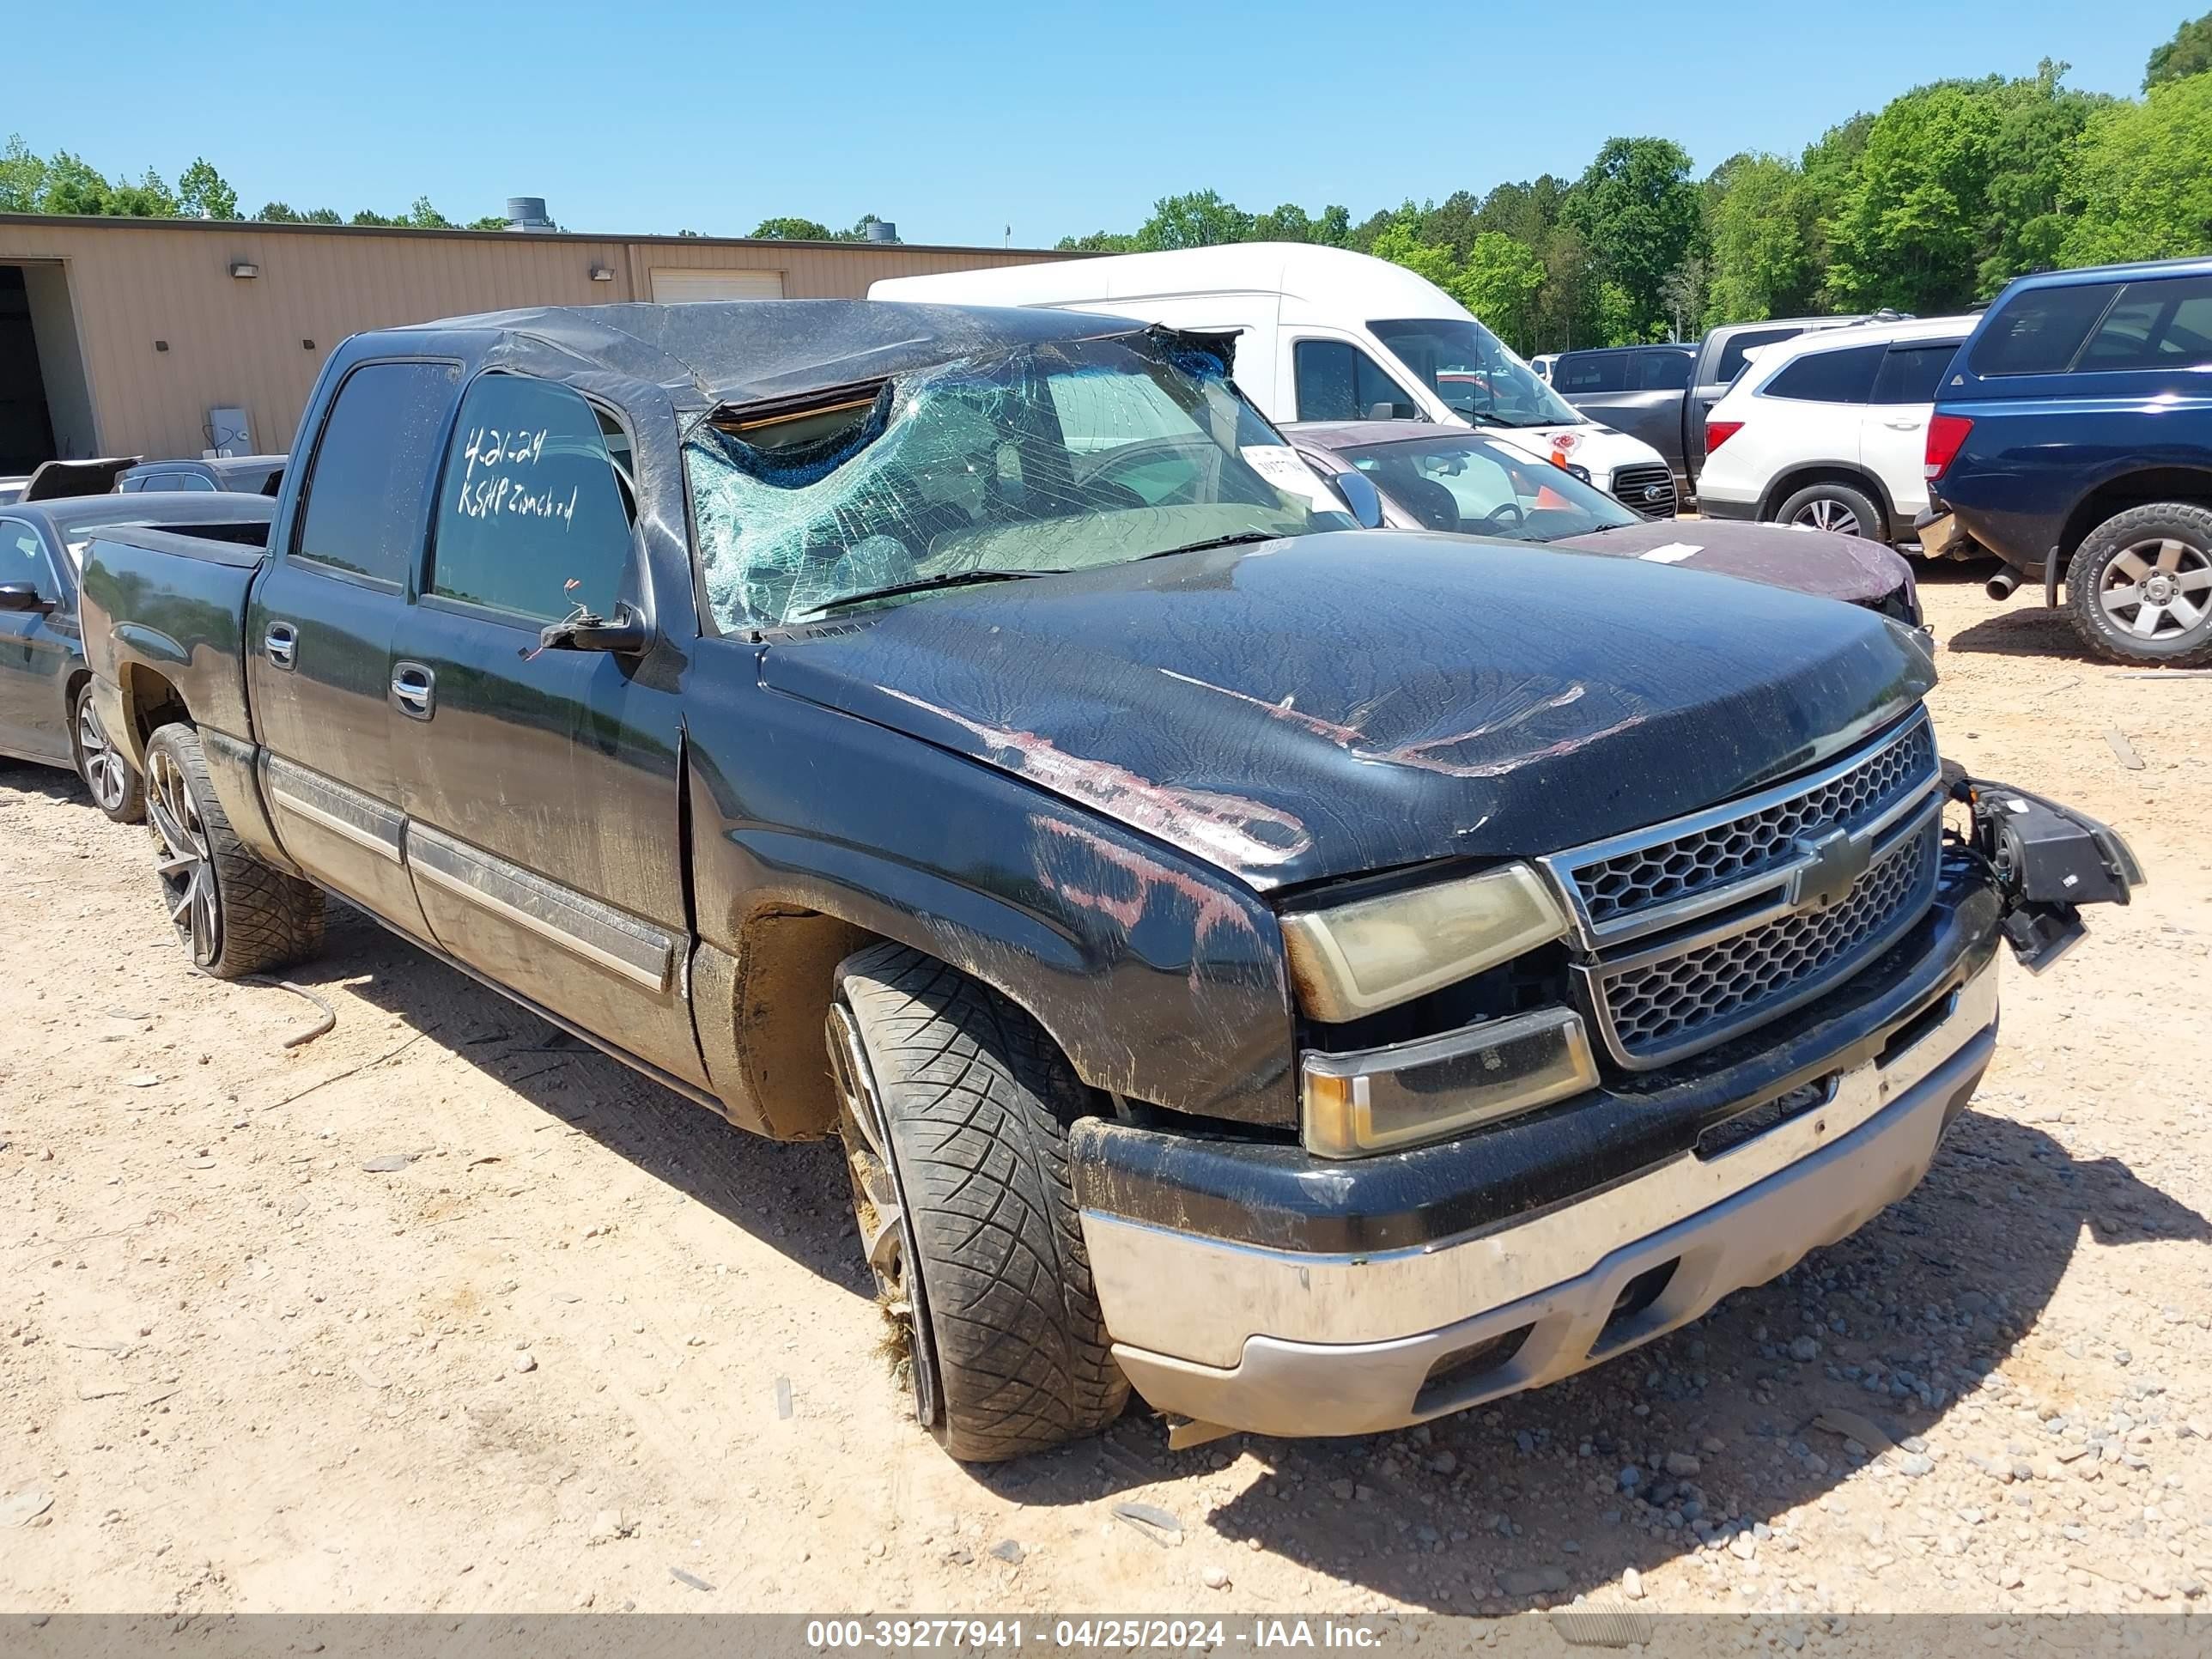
[1788,828,1871,911]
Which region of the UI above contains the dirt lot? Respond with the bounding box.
[1,565,2207,1619]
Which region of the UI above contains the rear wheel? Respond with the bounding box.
[1777,480,1886,542]
[828,942,1127,1462]
[71,681,143,823]
[2066,504,2212,667]
[144,722,324,979]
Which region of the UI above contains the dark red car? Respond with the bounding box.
[1288,421,1921,627]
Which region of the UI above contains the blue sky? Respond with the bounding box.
[6,1,2193,248]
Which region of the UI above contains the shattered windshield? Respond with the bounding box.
[1369,318,1584,429]
[686,335,1350,629]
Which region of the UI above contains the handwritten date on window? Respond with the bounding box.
[454,426,579,529]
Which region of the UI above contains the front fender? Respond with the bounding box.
[682,647,1297,1130]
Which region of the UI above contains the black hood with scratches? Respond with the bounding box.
[760,531,1936,893]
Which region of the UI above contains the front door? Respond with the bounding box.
[390,371,704,1087]
[0,514,72,763]
[246,359,458,938]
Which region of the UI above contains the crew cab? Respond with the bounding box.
[79,301,2138,1458]
[1923,258,2212,665]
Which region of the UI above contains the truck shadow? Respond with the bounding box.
[305,902,871,1297]
[977,1108,2207,1613]
[1917,560,2100,663]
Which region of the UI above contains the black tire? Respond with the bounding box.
[828,942,1127,1462]
[2064,503,2212,668]
[1775,480,1887,542]
[70,680,144,824]
[143,721,324,980]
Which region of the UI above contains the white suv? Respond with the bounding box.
[1695,317,1974,547]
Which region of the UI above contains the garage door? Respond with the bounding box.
[649,269,786,302]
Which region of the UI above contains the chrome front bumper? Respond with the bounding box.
[1082,958,1997,1440]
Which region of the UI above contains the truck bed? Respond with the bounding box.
[77,522,272,753]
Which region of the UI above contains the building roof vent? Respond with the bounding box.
[506,197,555,233]
[865,219,898,243]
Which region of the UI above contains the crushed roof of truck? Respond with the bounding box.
[393,300,1170,415]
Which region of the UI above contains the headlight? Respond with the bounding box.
[1302,1006,1597,1158]
[1279,862,1571,1023]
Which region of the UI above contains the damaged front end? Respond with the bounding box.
[1954,771,2142,971]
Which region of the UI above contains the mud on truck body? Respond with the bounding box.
[76,300,2140,1460]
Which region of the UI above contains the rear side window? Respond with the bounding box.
[1711,327,1802,385]
[1761,343,1885,404]
[2075,276,2212,371]
[294,362,455,585]
[1554,354,1626,394]
[1969,283,2123,376]
[116,475,146,493]
[429,374,636,623]
[1870,341,1963,404]
[1639,350,1692,391]
[1294,339,1417,421]
[153,471,216,491]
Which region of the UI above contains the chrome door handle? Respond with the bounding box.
[264,622,298,669]
[1885,420,1923,431]
[391,662,435,720]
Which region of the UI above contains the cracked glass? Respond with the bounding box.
[684,336,1352,630]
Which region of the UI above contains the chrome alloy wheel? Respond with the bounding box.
[76,698,130,813]
[147,746,218,963]
[1791,496,1863,536]
[2100,537,2212,643]
[827,1003,941,1429]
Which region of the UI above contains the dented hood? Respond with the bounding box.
[759,532,1936,892]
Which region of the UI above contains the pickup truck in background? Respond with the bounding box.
[80,299,2138,1460]
[1923,257,2212,666]
[1549,314,1905,497]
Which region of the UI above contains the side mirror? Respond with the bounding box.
[1331,471,1384,530]
[536,603,651,655]
[0,581,55,615]
[1364,401,1401,422]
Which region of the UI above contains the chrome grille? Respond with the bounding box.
[1588,817,1940,1066]
[1559,713,1936,936]
[1609,463,1679,520]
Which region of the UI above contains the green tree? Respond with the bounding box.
[256,201,303,222]
[39,151,118,215]
[106,167,179,217]
[1055,229,1140,252]
[1365,205,1458,289]
[407,197,453,228]
[1704,153,1816,324]
[466,214,508,230]
[1249,202,1316,242]
[177,158,238,220]
[2146,9,2212,88]
[304,207,343,225]
[1136,189,1253,251]
[750,216,836,240]
[1450,232,1547,350]
[1561,137,1702,341]
[2060,71,2212,264]
[0,135,48,212]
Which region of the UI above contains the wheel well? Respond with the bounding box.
[697,905,882,1141]
[2057,469,2212,564]
[1759,465,1893,533]
[118,664,191,755]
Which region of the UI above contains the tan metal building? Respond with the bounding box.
[0,215,1073,471]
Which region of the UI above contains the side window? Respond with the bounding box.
[1294,340,1417,422]
[1762,343,1885,404]
[116,475,146,493]
[2075,276,2212,372]
[295,362,455,586]
[1969,283,2123,376]
[1712,328,1802,386]
[1555,354,1626,394]
[1870,341,1964,404]
[1640,351,1692,391]
[2,520,58,599]
[429,375,636,623]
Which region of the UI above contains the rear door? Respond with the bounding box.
[0,514,72,763]
[246,358,457,938]
[1860,338,1964,522]
[388,370,704,1086]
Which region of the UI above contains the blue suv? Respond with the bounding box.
[1924,258,2212,665]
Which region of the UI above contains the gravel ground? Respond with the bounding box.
[0,564,2205,1618]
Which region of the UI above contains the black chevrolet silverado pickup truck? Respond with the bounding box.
[78,301,2140,1460]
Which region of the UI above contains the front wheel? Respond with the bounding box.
[71,681,143,823]
[143,722,325,979]
[2066,504,2212,667]
[828,942,1127,1462]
